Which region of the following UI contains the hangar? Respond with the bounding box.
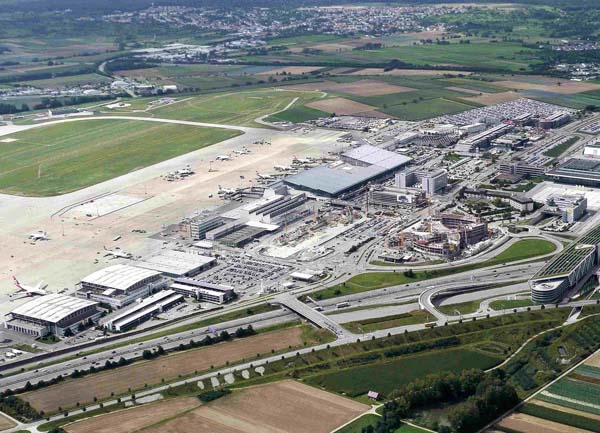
[76,264,166,309]
[5,294,100,337]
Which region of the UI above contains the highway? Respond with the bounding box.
[0,261,545,392]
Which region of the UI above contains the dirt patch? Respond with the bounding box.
[498,412,594,433]
[257,66,324,75]
[461,91,523,105]
[585,350,600,368]
[330,68,472,76]
[143,380,368,433]
[0,413,16,431]
[494,79,600,94]
[530,399,600,422]
[287,79,415,96]
[307,97,378,115]
[572,373,600,385]
[65,397,200,433]
[22,328,302,413]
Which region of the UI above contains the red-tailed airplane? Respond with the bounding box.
[11,276,49,297]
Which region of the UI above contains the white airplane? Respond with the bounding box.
[256,172,274,180]
[216,155,231,161]
[293,156,313,164]
[233,149,250,155]
[103,247,133,259]
[29,231,49,241]
[217,185,237,194]
[11,276,48,297]
[274,165,292,171]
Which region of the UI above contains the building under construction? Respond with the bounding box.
[399,213,488,258]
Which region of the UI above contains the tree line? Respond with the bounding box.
[362,369,519,433]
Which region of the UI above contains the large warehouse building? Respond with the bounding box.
[284,145,411,198]
[547,158,600,188]
[5,294,100,337]
[530,225,600,303]
[76,264,166,309]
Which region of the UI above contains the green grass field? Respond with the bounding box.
[0,119,240,196]
[334,415,429,433]
[344,310,435,333]
[334,414,381,433]
[489,298,534,310]
[543,136,580,158]
[307,348,502,396]
[125,89,324,127]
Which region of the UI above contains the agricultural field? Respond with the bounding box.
[65,397,201,433]
[241,40,543,72]
[21,327,303,413]
[307,347,502,397]
[116,64,324,92]
[0,413,16,431]
[143,380,368,433]
[0,119,240,196]
[18,73,111,89]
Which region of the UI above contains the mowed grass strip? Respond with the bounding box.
[307,347,502,396]
[314,238,556,300]
[0,119,240,196]
[344,310,435,333]
[21,327,302,413]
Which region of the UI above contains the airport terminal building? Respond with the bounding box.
[5,294,101,337]
[284,145,411,198]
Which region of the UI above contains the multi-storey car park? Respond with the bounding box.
[530,225,600,303]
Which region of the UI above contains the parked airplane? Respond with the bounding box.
[215,155,231,161]
[233,149,250,155]
[256,172,274,180]
[293,155,313,164]
[218,185,238,194]
[29,230,49,241]
[274,165,292,171]
[103,247,133,259]
[11,276,48,297]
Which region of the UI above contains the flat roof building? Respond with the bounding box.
[284,145,411,198]
[103,289,184,332]
[77,264,166,309]
[5,294,100,337]
[170,278,235,304]
[548,158,600,188]
[134,250,216,278]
